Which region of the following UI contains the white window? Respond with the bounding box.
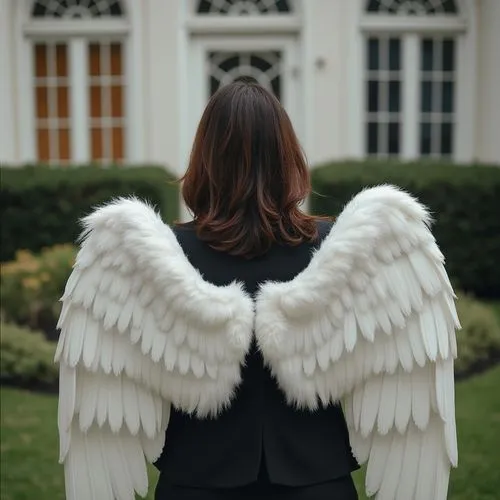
[26,0,128,165]
[361,0,472,160]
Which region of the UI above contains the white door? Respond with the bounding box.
[187,35,301,153]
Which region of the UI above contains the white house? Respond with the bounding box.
[1,0,499,176]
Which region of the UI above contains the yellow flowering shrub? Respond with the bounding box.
[1,245,76,340]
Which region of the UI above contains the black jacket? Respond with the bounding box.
[154,220,359,487]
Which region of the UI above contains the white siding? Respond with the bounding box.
[0,0,16,163]
[475,0,500,164]
[143,0,184,173]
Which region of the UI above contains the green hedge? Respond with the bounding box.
[0,164,179,262]
[311,161,500,298]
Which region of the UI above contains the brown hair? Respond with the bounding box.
[181,77,318,258]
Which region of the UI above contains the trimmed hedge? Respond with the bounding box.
[311,161,500,298]
[0,164,179,262]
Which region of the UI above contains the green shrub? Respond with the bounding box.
[1,245,76,340]
[0,164,179,262]
[311,161,500,298]
[0,323,58,392]
[455,294,500,378]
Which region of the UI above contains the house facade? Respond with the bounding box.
[1,0,499,175]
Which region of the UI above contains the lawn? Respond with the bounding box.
[1,367,499,500]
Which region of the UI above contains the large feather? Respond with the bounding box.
[55,198,254,500]
[255,185,460,500]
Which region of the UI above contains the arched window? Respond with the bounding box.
[196,0,293,15]
[362,0,468,160]
[32,0,124,18]
[28,0,128,165]
[208,52,282,98]
[365,0,458,15]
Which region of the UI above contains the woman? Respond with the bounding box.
[56,78,459,500]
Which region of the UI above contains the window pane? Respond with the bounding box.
[442,81,454,113]
[421,81,432,112]
[112,127,124,161]
[90,86,102,118]
[89,44,101,76]
[368,80,379,112]
[110,43,123,76]
[91,128,103,160]
[57,86,69,118]
[111,85,123,117]
[389,80,400,112]
[389,38,400,71]
[36,87,48,119]
[367,123,378,154]
[442,39,455,72]
[368,38,379,70]
[59,128,71,161]
[37,128,50,161]
[388,122,400,155]
[422,39,433,71]
[441,123,453,155]
[34,44,47,77]
[55,44,68,77]
[420,123,432,155]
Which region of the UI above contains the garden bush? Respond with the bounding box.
[0,164,179,262]
[0,323,58,393]
[311,161,500,298]
[1,245,76,341]
[455,294,500,378]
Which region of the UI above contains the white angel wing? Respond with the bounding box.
[255,185,460,500]
[55,198,254,500]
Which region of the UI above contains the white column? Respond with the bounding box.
[345,0,364,159]
[15,1,36,163]
[125,0,145,162]
[402,34,419,160]
[473,0,500,163]
[0,0,16,163]
[69,38,89,162]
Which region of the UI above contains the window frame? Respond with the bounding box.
[16,0,143,165]
[355,0,476,162]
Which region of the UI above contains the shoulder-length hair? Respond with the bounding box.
[181,77,318,258]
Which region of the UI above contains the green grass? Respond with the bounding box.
[1,367,500,500]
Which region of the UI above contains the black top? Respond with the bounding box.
[154,220,359,488]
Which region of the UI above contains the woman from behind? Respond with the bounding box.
[56,77,459,500]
